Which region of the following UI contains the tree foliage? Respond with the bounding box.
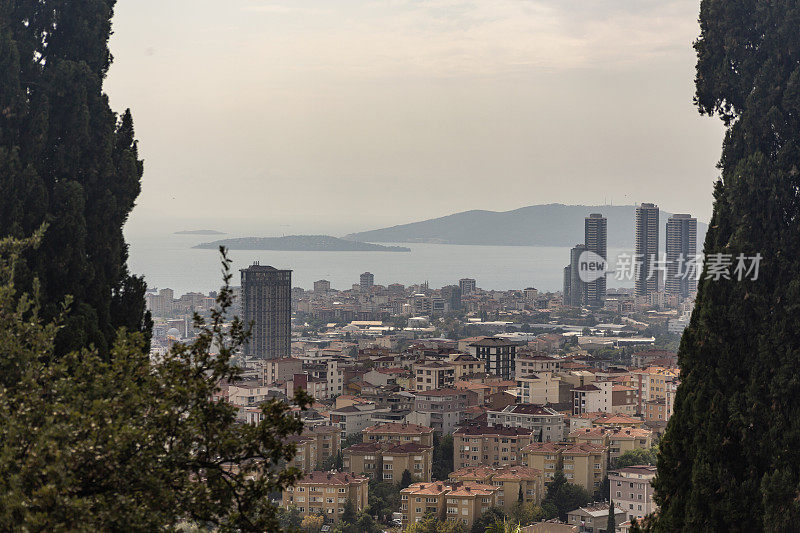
[433,433,455,480]
[406,514,466,533]
[0,240,312,531]
[541,471,591,521]
[613,448,658,469]
[652,1,800,531]
[470,507,505,533]
[0,0,150,356]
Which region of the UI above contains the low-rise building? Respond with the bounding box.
[413,361,456,391]
[330,402,388,439]
[448,354,486,380]
[515,355,561,377]
[343,441,433,481]
[486,404,565,442]
[363,422,434,446]
[521,442,565,481]
[401,481,499,529]
[282,471,369,525]
[450,465,545,512]
[409,389,472,435]
[566,503,627,533]
[262,357,302,385]
[516,372,563,406]
[562,443,608,492]
[609,465,658,522]
[453,425,538,470]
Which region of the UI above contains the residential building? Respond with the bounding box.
[241,263,291,359]
[262,357,302,385]
[285,434,317,473]
[516,372,562,405]
[343,442,433,481]
[566,503,627,533]
[459,278,477,295]
[401,481,499,529]
[363,422,435,446]
[566,244,587,307]
[413,361,456,391]
[634,203,659,298]
[360,272,374,291]
[448,353,485,379]
[330,402,388,438]
[572,381,612,414]
[304,425,342,463]
[469,337,516,379]
[453,425,538,470]
[410,389,472,435]
[516,355,561,377]
[450,465,545,512]
[585,213,608,306]
[282,471,369,525]
[521,442,565,481]
[665,214,698,297]
[562,443,608,491]
[609,465,658,522]
[486,404,565,443]
[313,279,331,293]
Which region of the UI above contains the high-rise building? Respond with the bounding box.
[441,285,462,311]
[567,244,587,307]
[459,278,477,295]
[313,279,331,293]
[635,203,660,298]
[563,266,572,306]
[241,263,291,359]
[360,272,374,290]
[665,214,697,297]
[585,213,608,306]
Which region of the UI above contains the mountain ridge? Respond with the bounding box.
[344,204,707,249]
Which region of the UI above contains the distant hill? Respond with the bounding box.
[344,204,707,249]
[193,235,410,252]
[175,229,225,235]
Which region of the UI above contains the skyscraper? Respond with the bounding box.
[665,214,698,298]
[563,265,572,306]
[584,213,608,306]
[568,244,587,307]
[635,203,660,298]
[241,263,292,359]
[360,272,374,290]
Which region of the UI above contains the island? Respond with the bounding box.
[193,235,411,252]
[175,229,226,235]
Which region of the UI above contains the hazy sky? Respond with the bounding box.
[108,0,724,237]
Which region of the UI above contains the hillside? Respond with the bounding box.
[344,204,707,249]
[193,235,410,252]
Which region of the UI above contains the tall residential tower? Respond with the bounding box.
[584,213,608,306]
[665,214,698,298]
[635,203,660,298]
[241,263,292,359]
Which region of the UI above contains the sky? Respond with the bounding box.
[107,0,725,238]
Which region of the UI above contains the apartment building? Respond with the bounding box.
[450,465,545,512]
[282,471,369,525]
[285,434,317,474]
[401,481,499,529]
[612,385,638,415]
[567,503,627,533]
[486,404,565,442]
[609,465,658,522]
[515,355,561,377]
[572,381,612,414]
[568,426,651,460]
[516,372,562,405]
[562,443,608,491]
[469,337,517,379]
[261,357,302,385]
[453,425,538,470]
[329,402,388,438]
[363,422,434,446]
[343,441,433,481]
[448,354,485,380]
[521,441,565,481]
[410,389,472,435]
[304,425,341,463]
[413,361,456,391]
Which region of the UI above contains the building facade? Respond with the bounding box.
[469,337,516,379]
[665,213,697,298]
[609,465,658,522]
[634,203,659,298]
[584,213,608,307]
[282,471,369,525]
[241,263,291,359]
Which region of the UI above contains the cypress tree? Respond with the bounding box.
[0,0,149,356]
[607,498,615,533]
[653,1,800,531]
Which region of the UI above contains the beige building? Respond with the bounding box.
[566,503,627,533]
[282,471,369,525]
[343,442,433,482]
[515,373,562,405]
[363,422,434,446]
[521,442,565,481]
[453,425,537,470]
[401,481,499,529]
[303,425,341,463]
[609,465,657,522]
[413,361,456,391]
[450,465,545,512]
[448,353,486,380]
[286,434,317,474]
[515,355,561,376]
[567,426,651,461]
[562,443,607,492]
[261,357,303,386]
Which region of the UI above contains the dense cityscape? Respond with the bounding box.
[145,205,697,532]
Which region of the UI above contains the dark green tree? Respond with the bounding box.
[341,499,357,527]
[367,479,401,524]
[470,507,505,533]
[0,0,150,356]
[607,498,615,533]
[542,472,590,521]
[652,1,800,531]
[0,241,313,530]
[400,468,415,489]
[432,433,455,480]
[518,486,524,503]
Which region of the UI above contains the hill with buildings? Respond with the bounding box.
[344,204,707,249]
[193,235,411,252]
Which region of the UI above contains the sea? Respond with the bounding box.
[126,232,634,296]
